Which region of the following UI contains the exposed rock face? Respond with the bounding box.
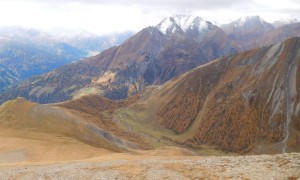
[0,15,237,104]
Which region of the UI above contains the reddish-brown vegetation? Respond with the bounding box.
[157,62,224,133]
[188,99,258,152]
[155,37,300,153]
[58,95,137,118]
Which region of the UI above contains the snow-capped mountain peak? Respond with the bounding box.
[172,14,200,31]
[156,15,211,35]
[156,17,176,35]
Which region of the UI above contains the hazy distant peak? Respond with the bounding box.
[0,26,43,36]
[233,15,270,28]
[272,18,299,27]
[50,30,98,39]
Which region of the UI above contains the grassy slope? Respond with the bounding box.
[0,130,114,163]
[0,96,197,163]
[0,97,146,157]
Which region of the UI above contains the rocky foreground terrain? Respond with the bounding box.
[0,152,299,179]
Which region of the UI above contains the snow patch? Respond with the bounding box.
[158,18,173,35]
[198,21,209,32]
[157,15,210,35]
[234,16,264,27]
[172,15,198,31]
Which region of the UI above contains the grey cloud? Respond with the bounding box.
[27,0,253,10]
[290,0,300,4]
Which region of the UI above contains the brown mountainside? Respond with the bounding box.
[0,38,299,155]
[116,37,300,154]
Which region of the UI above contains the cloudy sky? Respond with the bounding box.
[0,0,299,35]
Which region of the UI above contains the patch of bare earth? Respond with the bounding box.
[0,153,299,179]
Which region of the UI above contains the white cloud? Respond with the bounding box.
[0,0,299,35]
[0,1,158,34]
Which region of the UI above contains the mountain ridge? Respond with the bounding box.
[0,16,237,103]
[221,15,300,51]
[0,15,300,104]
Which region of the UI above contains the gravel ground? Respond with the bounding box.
[0,153,299,179]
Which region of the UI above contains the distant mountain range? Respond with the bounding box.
[0,15,299,104]
[272,18,298,28]
[0,27,132,90]
[52,30,133,54]
[221,16,300,51]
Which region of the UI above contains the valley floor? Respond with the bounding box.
[0,152,299,179]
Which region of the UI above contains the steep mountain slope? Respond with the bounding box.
[221,16,300,51]
[0,15,237,104]
[115,37,300,154]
